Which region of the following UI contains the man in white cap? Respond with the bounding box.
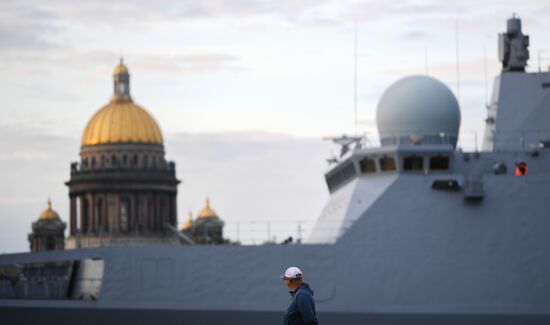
[281,266,318,325]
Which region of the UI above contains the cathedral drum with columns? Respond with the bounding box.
[65,60,180,248]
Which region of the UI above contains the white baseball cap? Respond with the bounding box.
[281,266,303,279]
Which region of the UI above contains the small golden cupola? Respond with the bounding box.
[182,212,193,231]
[29,199,66,252]
[39,199,61,220]
[198,197,218,218]
[80,58,163,146]
[113,58,129,75]
[191,197,225,244]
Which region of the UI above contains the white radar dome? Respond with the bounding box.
[376,75,461,147]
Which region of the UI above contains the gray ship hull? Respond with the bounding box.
[3,153,550,323]
[3,165,550,323]
[2,193,550,325]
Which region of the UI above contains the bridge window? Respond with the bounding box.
[430,155,450,170]
[379,156,396,171]
[326,162,357,192]
[0,259,104,301]
[360,158,376,173]
[403,156,423,171]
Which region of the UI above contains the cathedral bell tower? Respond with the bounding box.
[113,58,131,100]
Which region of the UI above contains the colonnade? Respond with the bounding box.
[69,192,177,236]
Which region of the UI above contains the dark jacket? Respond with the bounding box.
[284,283,318,325]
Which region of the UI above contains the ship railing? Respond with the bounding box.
[488,129,550,151]
[360,130,550,152]
[198,220,347,245]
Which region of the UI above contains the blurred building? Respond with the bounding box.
[28,200,66,252]
[181,198,227,245]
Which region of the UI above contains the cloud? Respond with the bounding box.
[371,57,496,83]
[0,151,56,161]
[388,2,471,16]
[0,48,248,81]
[3,0,330,29]
[133,53,248,75]
[342,0,469,23]
[402,31,432,40]
[0,4,61,51]
[0,0,345,53]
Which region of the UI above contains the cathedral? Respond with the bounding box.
[27,59,228,249]
[181,198,227,245]
[65,59,181,248]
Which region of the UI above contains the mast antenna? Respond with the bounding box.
[484,47,488,105]
[538,49,545,73]
[455,21,461,101]
[424,46,429,75]
[353,19,358,135]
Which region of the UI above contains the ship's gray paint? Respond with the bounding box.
[1,192,550,312]
[308,174,399,243]
[483,72,550,151]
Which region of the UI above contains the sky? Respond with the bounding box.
[1,0,549,252]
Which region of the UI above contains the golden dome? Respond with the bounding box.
[81,59,163,146]
[81,99,163,146]
[113,58,128,74]
[181,212,193,231]
[39,199,60,220]
[198,197,218,218]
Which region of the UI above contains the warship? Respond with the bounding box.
[1,16,550,324]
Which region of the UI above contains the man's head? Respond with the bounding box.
[281,266,303,291]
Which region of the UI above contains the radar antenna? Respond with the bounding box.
[498,14,529,72]
[326,155,338,165]
[323,135,363,158]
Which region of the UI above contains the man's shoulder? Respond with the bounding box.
[296,287,313,298]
